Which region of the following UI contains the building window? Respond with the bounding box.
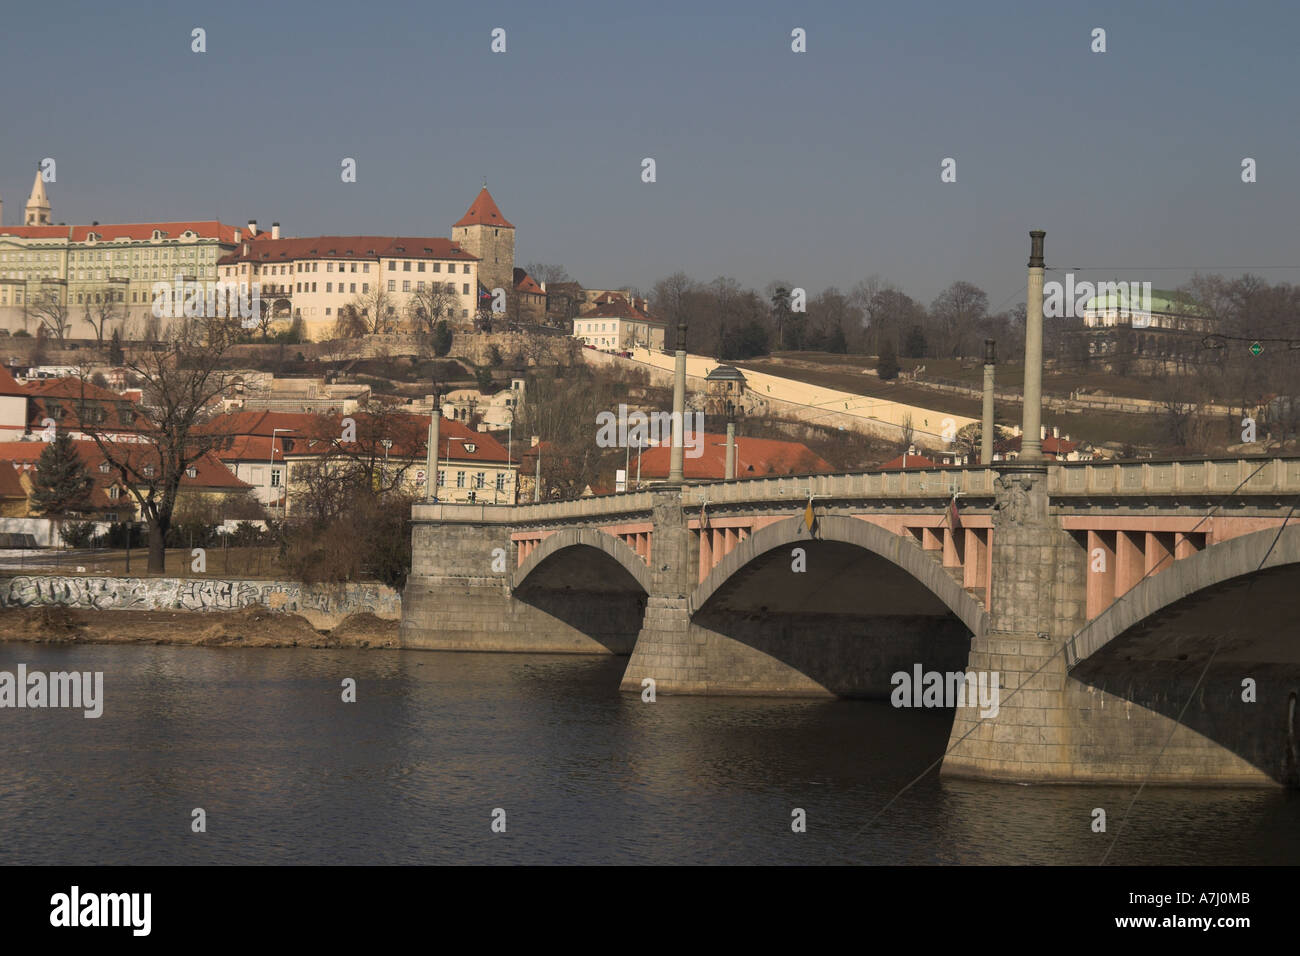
[403,261,411,272]
[463,283,470,295]
[98,463,111,473]
[271,470,281,487]
[474,472,485,488]
[362,284,369,293]
[389,261,397,270]
[108,486,119,500]
[402,280,411,292]
[417,262,425,272]
[186,466,197,478]
[417,281,425,292]
[433,263,440,272]
[436,469,445,487]
[311,283,317,292]
[463,265,470,274]
[456,471,465,488]
[495,473,505,491]
[326,282,333,292]
[350,283,356,293]
[388,280,396,292]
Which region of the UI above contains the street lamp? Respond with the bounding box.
[380,438,392,487]
[270,428,293,519]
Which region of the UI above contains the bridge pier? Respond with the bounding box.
[941,465,1276,786]
[400,506,641,654]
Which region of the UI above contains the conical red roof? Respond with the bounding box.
[454,187,514,229]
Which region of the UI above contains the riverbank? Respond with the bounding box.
[0,605,399,649]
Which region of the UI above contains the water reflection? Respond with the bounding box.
[0,644,1294,865]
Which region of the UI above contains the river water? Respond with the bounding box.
[2,643,1296,865]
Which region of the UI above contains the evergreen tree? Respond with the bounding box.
[877,339,901,381]
[109,328,124,365]
[432,321,453,357]
[30,432,95,517]
[903,324,927,358]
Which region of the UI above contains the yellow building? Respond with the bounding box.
[0,171,250,337]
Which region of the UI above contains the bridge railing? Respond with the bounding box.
[412,492,656,525]
[1050,456,1300,496]
[411,456,1300,525]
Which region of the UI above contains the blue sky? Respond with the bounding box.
[3,0,1297,308]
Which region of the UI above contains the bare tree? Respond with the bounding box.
[77,315,245,573]
[930,281,989,360]
[304,400,428,496]
[82,284,128,350]
[407,281,461,334]
[523,263,571,286]
[344,283,397,335]
[652,273,697,349]
[31,288,72,343]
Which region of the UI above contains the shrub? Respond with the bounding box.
[60,520,96,548]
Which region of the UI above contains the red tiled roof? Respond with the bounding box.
[0,222,239,242]
[196,410,323,438]
[0,440,250,491]
[0,225,68,239]
[632,434,831,480]
[217,236,477,265]
[0,366,26,396]
[0,465,26,498]
[453,188,514,229]
[24,377,124,403]
[583,296,665,326]
[514,272,543,294]
[205,410,513,465]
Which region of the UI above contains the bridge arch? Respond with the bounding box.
[691,515,987,638]
[512,528,652,595]
[1067,523,1300,666]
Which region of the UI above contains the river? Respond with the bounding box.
[2,644,1296,865]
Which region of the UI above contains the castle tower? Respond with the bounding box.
[25,169,50,225]
[452,186,514,297]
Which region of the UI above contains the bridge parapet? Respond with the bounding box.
[1051,456,1300,497]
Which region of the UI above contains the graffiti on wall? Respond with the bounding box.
[0,575,400,626]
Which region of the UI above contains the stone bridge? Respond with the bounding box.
[401,456,1300,787]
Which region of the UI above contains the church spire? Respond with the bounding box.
[25,167,50,226]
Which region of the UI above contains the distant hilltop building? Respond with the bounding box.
[452,187,515,298]
[0,174,518,344]
[217,186,515,341]
[0,170,251,335]
[572,292,665,350]
[1082,287,1211,333]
